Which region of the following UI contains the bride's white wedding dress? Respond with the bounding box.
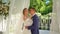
[23,18,33,34]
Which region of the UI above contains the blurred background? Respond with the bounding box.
[29,0,52,34]
[29,0,52,30]
[0,0,10,34]
[0,0,52,34]
[0,0,60,34]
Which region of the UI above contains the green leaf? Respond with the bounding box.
[36,0,41,4]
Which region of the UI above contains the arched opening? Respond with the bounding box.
[29,0,52,34]
[0,0,60,34]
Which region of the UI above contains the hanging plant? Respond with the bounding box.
[2,5,9,19]
[0,1,10,19]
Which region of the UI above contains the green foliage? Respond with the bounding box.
[29,0,53,15]
[30,0,52,30]
[0,0,10,19]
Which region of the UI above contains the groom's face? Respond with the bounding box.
[29,9,35,15]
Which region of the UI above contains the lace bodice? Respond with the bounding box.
[24,18,33,26]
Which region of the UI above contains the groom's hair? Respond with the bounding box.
[29,7,36,12]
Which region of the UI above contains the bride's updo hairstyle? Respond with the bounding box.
[23,8,27,15]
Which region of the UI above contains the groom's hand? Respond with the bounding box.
[25,26,28,29]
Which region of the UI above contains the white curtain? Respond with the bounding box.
[4,0,30,34]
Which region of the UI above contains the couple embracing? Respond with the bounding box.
[22,8,39,34]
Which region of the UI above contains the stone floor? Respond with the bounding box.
[0,30,60,34]
[0,30,50,34]
[39,30,60,34]
[39,30,50,34]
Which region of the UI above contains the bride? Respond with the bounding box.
[22,8,33,34]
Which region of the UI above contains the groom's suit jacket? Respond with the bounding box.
[28,14,39,34]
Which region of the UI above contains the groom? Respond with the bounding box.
[25,8,39,34]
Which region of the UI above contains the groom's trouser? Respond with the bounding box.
[31,29,39,34]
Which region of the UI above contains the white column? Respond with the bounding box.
[56,0,60,33]
[50,0,60,34]
[0,15,3,32]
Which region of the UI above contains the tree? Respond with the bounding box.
[29,0,53,15]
